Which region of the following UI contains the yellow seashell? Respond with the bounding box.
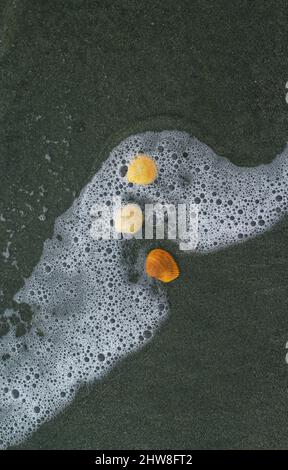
[114,203,143,234]
[145,248,179,283]
[127,154,157,185]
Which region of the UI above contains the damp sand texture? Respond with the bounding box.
[1,0,288,449]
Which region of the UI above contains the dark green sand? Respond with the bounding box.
[1,0,288,449]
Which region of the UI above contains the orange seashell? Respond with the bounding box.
[127,154,157,185]
[145,248,179,283]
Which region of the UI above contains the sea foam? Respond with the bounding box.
[0,131,287,448]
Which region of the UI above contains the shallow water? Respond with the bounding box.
[1,130,288,448]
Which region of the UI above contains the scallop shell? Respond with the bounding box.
[114,203,143,234]
[145,248,179,283]
[127,154,157,185]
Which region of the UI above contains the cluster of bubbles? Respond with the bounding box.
[0,131,287,448]
[115,132,287,251]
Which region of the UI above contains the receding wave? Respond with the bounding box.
[1,131,287,448]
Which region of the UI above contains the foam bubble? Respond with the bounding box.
[1,130,287,448]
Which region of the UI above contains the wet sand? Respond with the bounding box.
[1,0,288,449]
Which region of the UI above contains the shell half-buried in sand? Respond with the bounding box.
[146,248,179,283]
[127,154,157,185]
[114,203,143,234]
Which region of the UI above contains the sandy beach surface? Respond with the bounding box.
[0,0,288,449]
